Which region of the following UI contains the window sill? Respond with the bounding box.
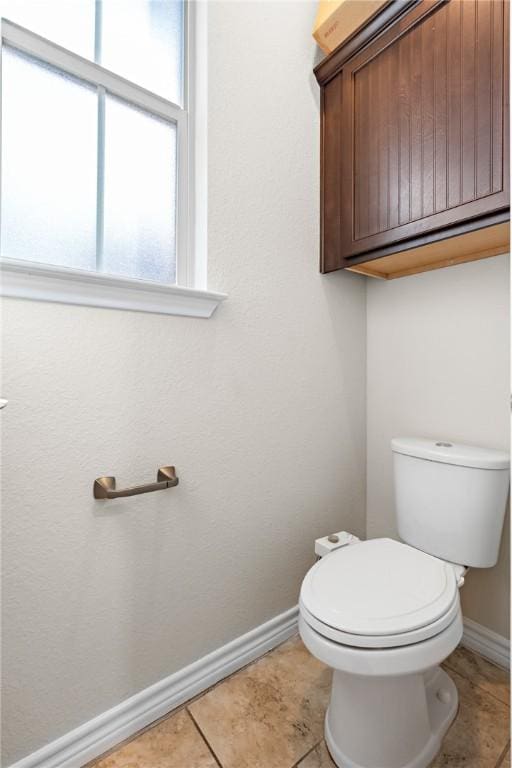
[0,258,227,318]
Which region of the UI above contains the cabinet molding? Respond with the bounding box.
[346,221,509,280]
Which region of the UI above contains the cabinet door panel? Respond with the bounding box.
[338,0,509,262]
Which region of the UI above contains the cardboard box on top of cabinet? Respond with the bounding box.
[313,0,389,54]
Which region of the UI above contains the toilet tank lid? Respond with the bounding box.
[391,437,510,470]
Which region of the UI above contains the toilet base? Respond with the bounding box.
[324,666,458,768]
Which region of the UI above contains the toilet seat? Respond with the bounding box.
[300,538,460,649]
[299,594,460,648]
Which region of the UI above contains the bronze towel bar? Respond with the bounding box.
[94,466,179,499]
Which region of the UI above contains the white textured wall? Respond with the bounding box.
[366,255,510,638]
[1,3,367,763]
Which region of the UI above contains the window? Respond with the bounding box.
[0,2,224,317]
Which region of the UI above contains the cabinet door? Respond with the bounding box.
[337,0,509,264]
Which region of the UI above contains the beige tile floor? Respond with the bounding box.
[88,637,510,768]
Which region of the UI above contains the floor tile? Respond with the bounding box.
[430,669,510,768]
[189,636,331,768]
[443,646,510,705]
[296,741,336,767]
[90,708,218,768]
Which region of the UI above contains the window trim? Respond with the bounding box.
[0,257,225,318]
[0,4,224,318]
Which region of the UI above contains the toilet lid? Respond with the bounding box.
[300,538,458,641]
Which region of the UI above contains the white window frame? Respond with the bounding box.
[0,3,226,318]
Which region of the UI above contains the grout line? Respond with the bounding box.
[185,631,301,709]
[83,633,300,766]
[494,739,510,768]
[442,661,510,709]
[187,707,223,768]
[87,638,505,768]
[80,700,193,766]
[442,647,510,709]
[290,739,324,768]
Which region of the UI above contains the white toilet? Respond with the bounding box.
[299,437,510,768]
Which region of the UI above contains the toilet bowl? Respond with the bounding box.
[299,538,463,768]
[298,434,509,768]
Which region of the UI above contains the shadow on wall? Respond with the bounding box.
[461,503,511,638]
[320,269,368,541]
[309,43,324,106]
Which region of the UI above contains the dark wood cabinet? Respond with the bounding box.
[316,0,510,279]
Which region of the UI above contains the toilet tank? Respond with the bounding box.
[392,437,510,567]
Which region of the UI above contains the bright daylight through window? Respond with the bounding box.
[0,1,220,316]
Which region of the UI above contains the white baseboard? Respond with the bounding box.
[8,607,508,768]
[8,606,299,768]
[461,617,510,670]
